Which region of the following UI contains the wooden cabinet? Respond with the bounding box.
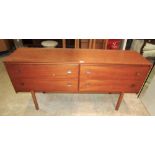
[4,48,152,111]
[81,39,105,49]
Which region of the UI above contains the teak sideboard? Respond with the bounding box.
[4,48,152,111]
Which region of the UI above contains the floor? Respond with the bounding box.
[0,55,150,116]
[140,66,155,115]
[140,65,155,96]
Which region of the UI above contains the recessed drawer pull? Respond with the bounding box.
[131,84,135,88]
[136,72,141,76]
[85,83,91,87]
[67,70,72,74]
[86,70,91,74]
[20,82,24,86]
[17,69,21,73]
[67,83,72,87]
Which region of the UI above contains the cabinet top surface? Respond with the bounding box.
[4,48,151,66]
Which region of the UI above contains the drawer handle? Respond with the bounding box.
[67,83,72,87]
[136,72,141,76]
[85,83,90,87]
[67,70,72,74]
[86,70,91,74]
[131,84,135,88]
[17,69,21,73]
[52,73,56,77]
[20,82,24,86]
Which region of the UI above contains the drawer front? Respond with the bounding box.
[12,78,78,92]
[80,65,150,81]
[80,79,142,93]
[5,64,79,79]
[80,65,150,93]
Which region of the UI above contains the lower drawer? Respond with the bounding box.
[12,78,78,92]
[80,79,143,93]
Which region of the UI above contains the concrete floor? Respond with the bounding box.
[0,56,150,115]
[140,67,155,115]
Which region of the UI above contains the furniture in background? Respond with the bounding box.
[4,48,151,111]
[80,39,107,49]
[21,39,76,48]
[21,39,123,49]
[125,39,133,50]
[0,39,12,52]
[41,40,58,48]
[13,39,24,48]
[62,39,93,49]
[92,39,108,49]
[63,39,93,49]
[80,39,108,49]
[21,39,60,47]
[81,39,122,49]
[63,39,122,49]
[140,39,155,64]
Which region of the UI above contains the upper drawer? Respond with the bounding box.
[80,65,150,81]
[5,64,79,79]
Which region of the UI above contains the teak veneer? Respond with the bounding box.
[4,48,152,111]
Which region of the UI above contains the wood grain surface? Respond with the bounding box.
[4,48,151,66]
[3,48,152,110]
[5,64,79,79]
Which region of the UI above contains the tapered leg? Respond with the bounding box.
[115,93,124,110]
[31,91,39,110]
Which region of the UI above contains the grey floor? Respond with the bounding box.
[0,56,150,116]
[140,66,155,115]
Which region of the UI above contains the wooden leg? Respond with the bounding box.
[115,93,124,110]
[31,91,39,110]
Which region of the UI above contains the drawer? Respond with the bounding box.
[80,65,150,81]
[80,79,143,93]
[12,78,78,92]
[79,65,150,93]
[5,64,79,79]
